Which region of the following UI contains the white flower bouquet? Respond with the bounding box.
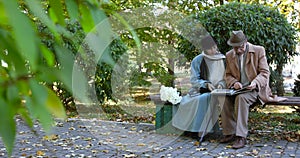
[159,85,182,105]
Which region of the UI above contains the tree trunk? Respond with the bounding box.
[219,0,224,5]
[276,65,285,96]
[168,58,175,87]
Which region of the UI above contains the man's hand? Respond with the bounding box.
[206,83,215,91]
[233,82,243,89]
[247,82,257,90]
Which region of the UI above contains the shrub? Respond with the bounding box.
[292,74,300,96]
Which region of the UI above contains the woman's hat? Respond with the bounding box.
[201,35,216,50]
[227,30,247,47]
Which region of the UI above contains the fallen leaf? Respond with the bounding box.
[83,137,92,141]
[123,154,137,158]
[43,134,59,141]
[275,151,282,155]
[102,150,109,153]
[36,150,45,156]
[275,146,283,149]
[196,147,207,151]
[137,143,146,146]
[130,127,137,131]
[236,153,244,157]
[252,149,259,155]
[225,145,232,148]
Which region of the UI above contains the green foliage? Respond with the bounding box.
[180,2,298,94]
[199,2,298,64]
[129,70,152,87]
[0,0,112,155]
[269,67,284,93]
[103,1,212,89]
[37,20,85,114]
[144,62,175,87]
[94,38,128,104]
[292,74,300,97]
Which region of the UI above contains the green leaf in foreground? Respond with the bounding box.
[0,99,16,156]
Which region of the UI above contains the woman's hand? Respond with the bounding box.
[217,84,223,89]
[206,83,215,91]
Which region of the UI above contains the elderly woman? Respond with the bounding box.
[172,35,226,139]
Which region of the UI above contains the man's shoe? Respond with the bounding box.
[232,136,246,149]
[220,134,235,143]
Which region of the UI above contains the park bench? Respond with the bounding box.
[153,94,300,134]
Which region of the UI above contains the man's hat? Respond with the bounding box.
[227,30,247,47]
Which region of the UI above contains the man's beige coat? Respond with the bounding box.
[225,42,285,104]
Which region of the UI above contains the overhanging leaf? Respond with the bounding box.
[45,87,66,119]
[49,0,66,26]
[40,44,55,66]
[28,80,54,132]
[54,45,75,93]
[65,0,79,20]
[2,0,38,71]
[0,99,16,156]
[78,3,94,33]
[25,0,62,43]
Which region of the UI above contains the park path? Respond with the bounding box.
[0,118,299,157]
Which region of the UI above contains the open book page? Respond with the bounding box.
[211,87,253,96]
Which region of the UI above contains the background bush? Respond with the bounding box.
[293,74,300,97]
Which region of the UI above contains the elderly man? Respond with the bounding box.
[220,30,285,149]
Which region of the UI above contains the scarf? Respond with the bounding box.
[202,51,226,87]
[202,51,226,60]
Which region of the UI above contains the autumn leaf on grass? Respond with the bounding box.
[286,136,299,142]
[248,135,262,141]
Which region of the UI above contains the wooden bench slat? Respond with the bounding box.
[266,102,300,105]
[285,96,300,100]
[265,96,300,106]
